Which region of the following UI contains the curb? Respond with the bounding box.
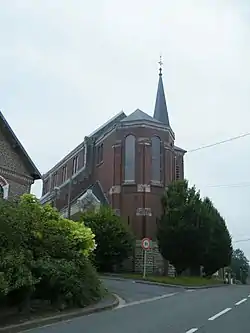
[101,275,229,290]
[0,294,119,333]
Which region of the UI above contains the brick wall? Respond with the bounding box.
[0,127,34,198]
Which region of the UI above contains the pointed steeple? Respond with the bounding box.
[153,56,170,126]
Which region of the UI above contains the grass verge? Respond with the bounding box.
[117,274,224,286]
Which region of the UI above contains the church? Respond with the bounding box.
[40,64,186,273]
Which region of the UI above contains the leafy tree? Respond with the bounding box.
[157,180,209,275]
[201,198,232,277]
[231,248,249,284]
[81,206,134,272]
[157,180,232,277]
[0,194,103,311]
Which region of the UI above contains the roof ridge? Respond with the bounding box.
[0,111,41,179]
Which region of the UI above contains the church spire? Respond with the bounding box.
[153,56,170,127]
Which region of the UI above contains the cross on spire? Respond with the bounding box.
[153,54,170,127]
[158,55,163,76]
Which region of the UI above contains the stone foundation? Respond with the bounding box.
[121,240,176,277]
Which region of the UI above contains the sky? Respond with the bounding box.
[1,1,250,257]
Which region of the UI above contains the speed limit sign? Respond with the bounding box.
[141,238,151,250]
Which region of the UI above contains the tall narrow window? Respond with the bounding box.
[62,165,67,183]
[124,135,136,182]
[151,136,161,182]
[97,143,104,165]
[176,164,180,180]
[52,172,58,188]
[72,155,78,174]
[43,179,49,194]
[100,144,103,162]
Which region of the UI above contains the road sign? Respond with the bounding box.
[142,238,151,250]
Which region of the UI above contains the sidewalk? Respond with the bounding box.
[0,294,119,333]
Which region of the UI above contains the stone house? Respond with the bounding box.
[40,67,186,274]
[0,111,41,199]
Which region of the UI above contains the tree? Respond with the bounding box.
[157,180,232,277]
[201,198,232,277]
[80,206,134,272]
[157,180,209,275]
[231,249,249,284]
[0,194,103,311]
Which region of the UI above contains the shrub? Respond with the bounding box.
[81,206,134,272]
[0,194,103,311]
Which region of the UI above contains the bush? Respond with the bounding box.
[158,180,232,276]
[80,207,134,272]
[0,194,103,312]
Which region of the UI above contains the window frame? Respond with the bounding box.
[124,134,136,183]
[62,165,67,183]
[72,155,79,175]
[151,136,161,182]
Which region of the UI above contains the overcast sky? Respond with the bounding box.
[1,1,250,257]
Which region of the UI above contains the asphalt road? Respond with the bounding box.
[26,279,250,333]
[102,277,183,302]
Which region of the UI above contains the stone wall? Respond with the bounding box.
[121,240,176,277]
[0,126,34,199]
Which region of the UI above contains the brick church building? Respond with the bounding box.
[41,66,186,273]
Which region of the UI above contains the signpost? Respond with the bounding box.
[141,238,151,279]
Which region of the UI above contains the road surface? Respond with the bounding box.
[26,279,250,333]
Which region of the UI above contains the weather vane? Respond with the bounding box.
[158,55,163,75]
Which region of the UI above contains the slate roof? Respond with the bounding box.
[0,111,41,180]
[153,73,170,126]
[87,180,109,205]
[121,109,162,124]
[43,111,126,178]
[66,180,109,209]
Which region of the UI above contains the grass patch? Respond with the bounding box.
[118,274,223,286]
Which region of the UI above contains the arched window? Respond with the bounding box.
[151,136,161,182]
[0,186,4,199]
[124,135,136,182]
[0,175,9,200]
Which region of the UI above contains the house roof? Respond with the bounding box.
[121,109,162,124]
[0,111,41,180]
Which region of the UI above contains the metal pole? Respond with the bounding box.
[67,178,72,219]
[143,250,147,279]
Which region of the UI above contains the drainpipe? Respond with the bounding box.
[67,177,73,219]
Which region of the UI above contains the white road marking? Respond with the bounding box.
[186,289,195,292]
[248,295,250,298]
[235,298,247,306]
[208,308,231,321]
[114,294,126,308]
[114,292,178,309]
[186,328,198,333]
